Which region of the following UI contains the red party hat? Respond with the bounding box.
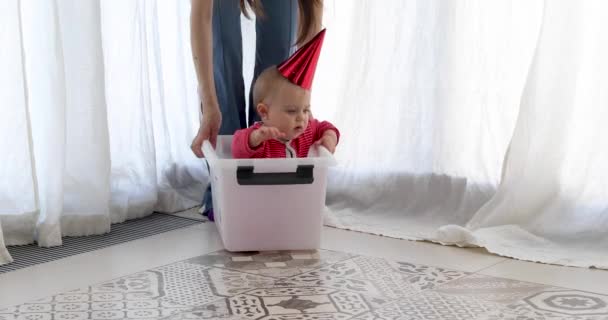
[277,29,326,90]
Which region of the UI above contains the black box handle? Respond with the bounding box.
[236,165,314,185]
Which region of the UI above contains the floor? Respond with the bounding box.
[1,209,607,319]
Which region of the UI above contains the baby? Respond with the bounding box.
[232,66,339,158]
[201,29,331,222]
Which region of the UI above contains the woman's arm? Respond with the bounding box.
[190,0,222,156]
[309,0,324,39]
[191,0,215,105]
[298,0,324,46]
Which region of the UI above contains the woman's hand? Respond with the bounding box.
[191,103,222,158]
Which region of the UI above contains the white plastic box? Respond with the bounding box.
[202,135,336,252]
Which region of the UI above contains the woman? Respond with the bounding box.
[190,0,323,156]
[190,0,323,218]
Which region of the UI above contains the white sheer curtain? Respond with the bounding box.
[2,0,607,269]
[0,0,204,265]
[441,0,608,268]
[315,0,542,238]
[316,0,608,268]
[100,0,204,219]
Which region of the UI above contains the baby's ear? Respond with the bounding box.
[257,103,269,120]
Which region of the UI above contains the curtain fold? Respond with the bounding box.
[0,0,38,251]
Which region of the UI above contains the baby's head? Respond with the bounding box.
[253,66,311,140]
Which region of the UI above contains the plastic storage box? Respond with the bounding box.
[202,136,336,252]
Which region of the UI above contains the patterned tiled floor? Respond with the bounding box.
[1,250,607,320]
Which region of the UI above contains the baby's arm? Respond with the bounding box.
[232,126,286,158]
[249,127,286,148]
[311,119,340,153]
[232,127,263,158]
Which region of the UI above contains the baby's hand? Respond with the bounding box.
[249,126,286,148]
[315,130,338,154]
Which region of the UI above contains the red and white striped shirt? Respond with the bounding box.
[232,119,340,158]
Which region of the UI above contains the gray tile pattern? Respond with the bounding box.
[1,250,607,320]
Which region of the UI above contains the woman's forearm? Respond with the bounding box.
[312,0,323,35]
[191,0,219,112]
[298,0,324,46]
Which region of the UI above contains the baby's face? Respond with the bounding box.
[263,82,311,140]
